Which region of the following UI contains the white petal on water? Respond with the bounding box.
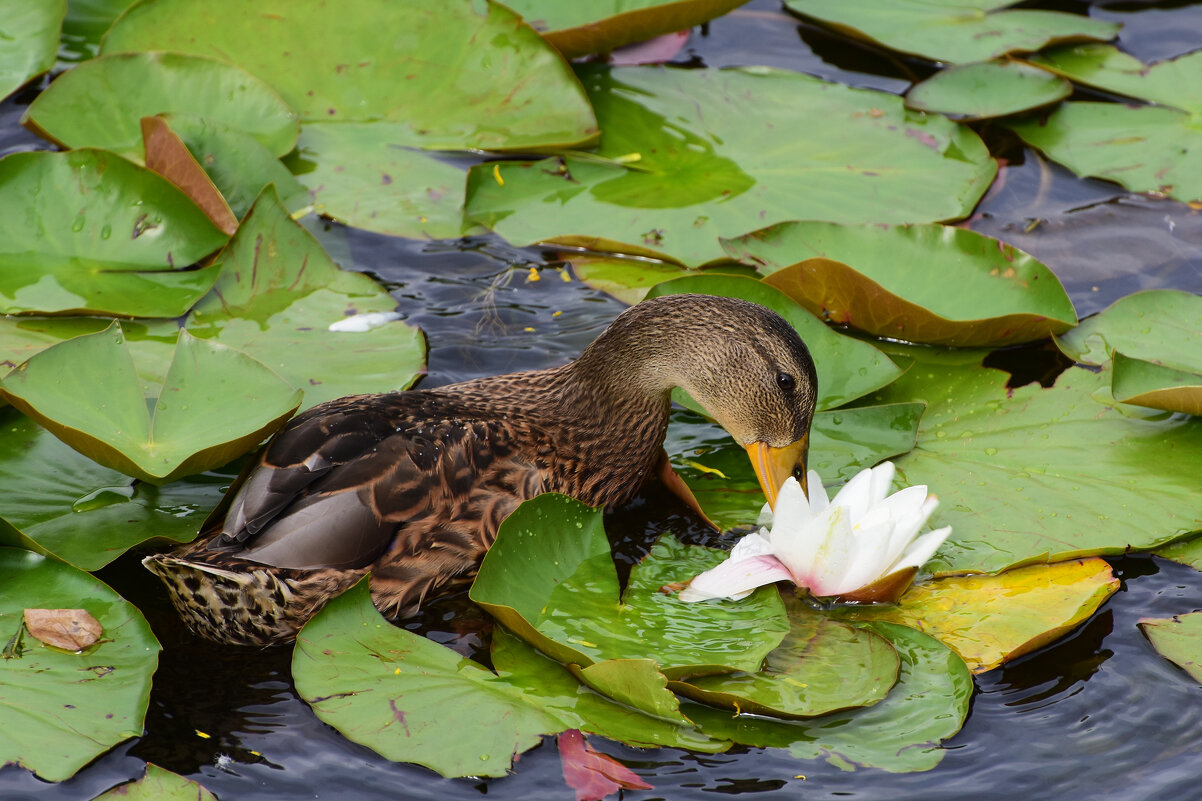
[678,554,793,602]
[327,310,403,332]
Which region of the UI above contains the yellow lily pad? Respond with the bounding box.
[841,558,1119,673]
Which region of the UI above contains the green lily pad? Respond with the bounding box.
[0,149,228,317]
[293,579,724,779]
[843,557,1119,673]
[905,60,1071,120]
[0,548,160,782]
[1006,102,1202,204]
[1,317,113,375]
[784,0,1118,65]
[684,622,972,773]
[103,0,598,150]
[470,493,789,680]
[288,123,478,241]
[505,0,747,58]
[1140,612,1202,684]
[0,408,223,570]
[1058,290,1202,372]
[1057,290,1202,416]
[185,187,427,410]
[466,65,996,267]
[0,0,64,101]
[645,274,902,409]
[0,323,302,484]
[861,355,1202,575]
[571,256,698,305]
[1028,44,1202,114]
[666,403,924,530]
[673,598,899,718]
[91,764,218,801]
[153,114,309,222]
[23,51,300,159]
[723,221,1077,346]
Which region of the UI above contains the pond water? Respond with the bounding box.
[3,1,1202,799]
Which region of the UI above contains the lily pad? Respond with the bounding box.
[23,51,300,159]
[1140,612,1202,684]
[289,123,478,241]
[1006,102,1202,204]
[293,579,723,779]
[0,149,227,317]
[666,403,924,530]
[684,622,972,773]
[147,114,309,223]
[571,255,698,305]
[645,274,903,409]
[0,323,302,484]
[141,116,238,235]
[102,0,598,150]
[905,60,1071,120]
[1028,44,1202,114]
[1057,290,1202,416]
[466,65,996,267]
[862,355,1202,575]
[784,0,1119,65]
[842,557,1119,673]
[723,221,1077,346]
[0,548,160,782]
[91,764,218,801]
[673,598,899,718]
[470,493,789,680]
[0,0,64,102]
[505,0,747,58]
[185,186,426,409]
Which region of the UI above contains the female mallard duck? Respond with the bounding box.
[144,294,817,646]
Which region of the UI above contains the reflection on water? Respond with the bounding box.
[4,1,1202,799]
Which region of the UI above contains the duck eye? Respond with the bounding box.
[776,372,796,392]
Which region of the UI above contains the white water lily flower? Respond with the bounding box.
[679,462,952,604]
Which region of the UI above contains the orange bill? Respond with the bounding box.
[744,434,809,510]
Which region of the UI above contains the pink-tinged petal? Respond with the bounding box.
[678,554,793,602]
[794,507,861,596]
[559,729,652,801]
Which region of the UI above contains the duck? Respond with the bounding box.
[143,293,818,646]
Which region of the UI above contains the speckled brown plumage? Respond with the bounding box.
[144,294,818,646]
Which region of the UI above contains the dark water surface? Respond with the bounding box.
[3,2,1202,799]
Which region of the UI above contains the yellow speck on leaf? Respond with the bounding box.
[614,152,642,163]
[493,164,505,186]
[684,460,727,479]
[394,667,401,675]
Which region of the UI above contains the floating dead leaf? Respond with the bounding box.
[558,729,652,801]
[23,608,103,651]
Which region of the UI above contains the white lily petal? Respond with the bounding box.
[771,500,838,580]
[678,554,794,602]
[832,518,896,594]
[805,469,829,515]
[890,526,953,574]
[729,530,773,562]
[874,488,937,567]
[799,506,859,596]
[831,465,876,521]
[756,500,774,527]
[866,461,896,506]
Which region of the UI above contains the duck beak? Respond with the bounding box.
[745,434,809,510]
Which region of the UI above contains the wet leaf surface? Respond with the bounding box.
[0,324,302,484]
[905,60,1071,120]
[509,0,747,58]
[467,65,995,267]
[1029,43,1202,113]
[841,558,1120,673]
[684,622,972,773]
[471,494,789,681]
[0,0,64,102]
[185,187,426,410]
[0,149,227,317]
[673,598,899,718]
[1007,102,1202,204]
[104,0,597,149]
[1110,352,1202,416]
[293,580,724,779]
[667,404,924,530]
[0,548,159,782]
[724,221,1077,346]
[24,51,300,159]
[0,409,222,570]
[645,274,903,409]
[784,0,1118,64]
[570,255,699,305]
[1140,612,1202,684]
[863,352,1202,574]
[90,764,218,801]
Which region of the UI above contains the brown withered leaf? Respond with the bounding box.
[24,608,103,651]
[141,115,238,235]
